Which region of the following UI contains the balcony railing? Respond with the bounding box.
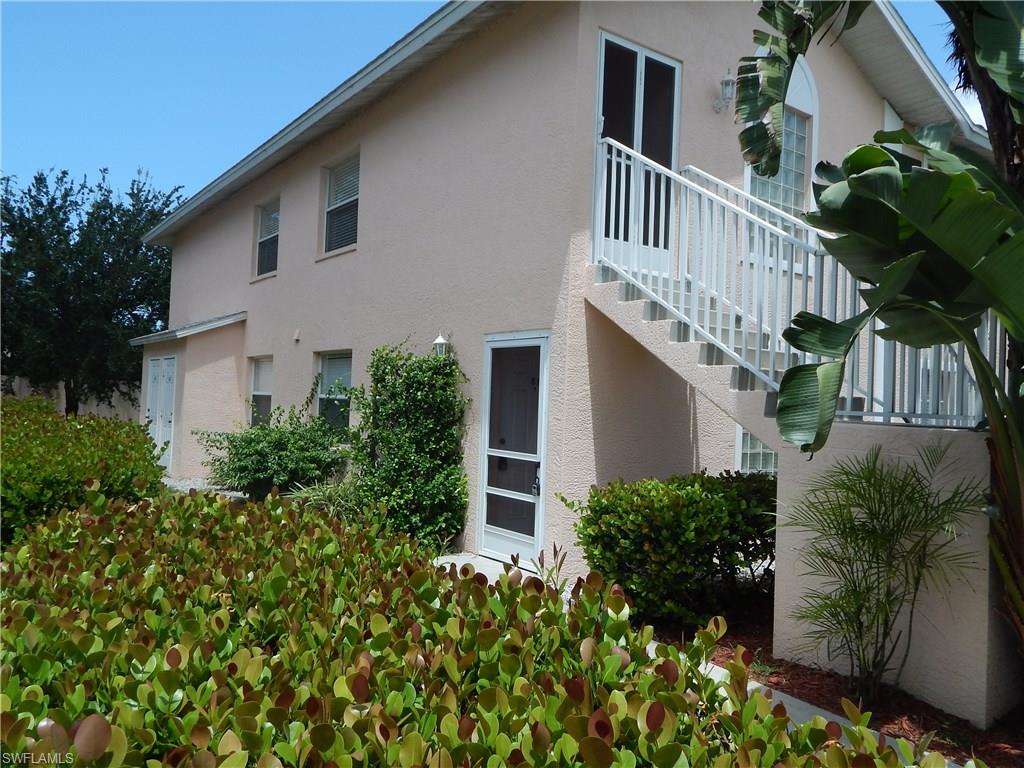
[594,136,1006,427]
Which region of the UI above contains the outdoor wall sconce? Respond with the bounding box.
[713,69,736,114]
[433,334,449,357]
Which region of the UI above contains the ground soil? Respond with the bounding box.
[652,595,1024,767]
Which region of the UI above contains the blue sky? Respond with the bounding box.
[2,1,964,199]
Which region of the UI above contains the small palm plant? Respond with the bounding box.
[789,443,982,702]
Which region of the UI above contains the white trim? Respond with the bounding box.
[129,311,246,347]
[875,0,988,149]
[477,331,551,564]
[250,357,273,426]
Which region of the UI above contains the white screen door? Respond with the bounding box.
[598,34,681,278]
[145,356,176,467]
[480,334,549,563]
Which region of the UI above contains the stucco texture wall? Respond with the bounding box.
[158,2,917,578]
[774,423,1023,728]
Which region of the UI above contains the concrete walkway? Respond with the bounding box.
[435,553,961,768]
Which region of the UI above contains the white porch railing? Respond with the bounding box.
[593,136,1006,427]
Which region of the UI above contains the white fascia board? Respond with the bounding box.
[145,1,490,245]
[129,311,246,347]
[876,0,989,150]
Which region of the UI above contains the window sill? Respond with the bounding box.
[250,271,278,284]
[316,244,357,263]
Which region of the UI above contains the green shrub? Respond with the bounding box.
[0,396,162,542]
[195,405,345,498]
[0,490,964,768]
[567,471,776,623]
[347,344,468,545]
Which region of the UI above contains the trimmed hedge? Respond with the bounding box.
[0,490,960,768]
[0,396,162,542]
[569,471,776,623]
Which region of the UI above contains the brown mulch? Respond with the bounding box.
[651,596,1024,768]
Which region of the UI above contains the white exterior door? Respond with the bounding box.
[480,333,549,565]
[145,356,176,467]
[598,33,681,279]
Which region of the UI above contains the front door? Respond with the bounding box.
[480,334,549,564]
[145,356,176,467]
[598,34,681,278]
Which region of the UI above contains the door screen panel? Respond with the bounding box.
[487,346,540,454]
[485,494,536,537]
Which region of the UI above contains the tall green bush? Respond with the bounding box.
[195,405,345,498]
[347,344,468,545]
[0,489,969,768]
[0,396,162,542]
[789,444,981,702]
[567,471,776,623]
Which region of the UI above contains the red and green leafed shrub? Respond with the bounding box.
[0,396,163,542]
[0,490,968,767]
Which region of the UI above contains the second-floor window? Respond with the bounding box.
[325,155,359,252]
[257,201,280,275]
[251,358,273,425]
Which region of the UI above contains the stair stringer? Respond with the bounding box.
[585,275,785,454]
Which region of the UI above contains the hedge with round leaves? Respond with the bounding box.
[0,490,968,768]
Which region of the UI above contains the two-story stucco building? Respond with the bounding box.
[132,1,1019,728]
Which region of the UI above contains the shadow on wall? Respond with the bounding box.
[585,304,699,484]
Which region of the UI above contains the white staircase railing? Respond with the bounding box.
[593,136,1005,427]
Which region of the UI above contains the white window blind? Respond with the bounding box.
[325,155,359,252]
[251,358,273,425]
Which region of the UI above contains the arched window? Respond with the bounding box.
[748,55,818,217]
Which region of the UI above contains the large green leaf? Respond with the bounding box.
[736,2,869,177]
[776,360,848,453]
[973,2,1024,122]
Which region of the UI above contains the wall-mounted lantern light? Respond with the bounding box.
[433,334,449,357]
[713,69,736,114]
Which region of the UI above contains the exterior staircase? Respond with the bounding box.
[586,265,784,451]
[588,137,1001,442]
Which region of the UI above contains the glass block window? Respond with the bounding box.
[736,426,778,475]
[749,109,809,217]
[256,201,279,275]
[251,358,273,425]
[325,155,359,252]
[318,352,352,429]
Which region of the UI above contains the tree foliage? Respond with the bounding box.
[1,170,181,414]
[736,1,1024,653]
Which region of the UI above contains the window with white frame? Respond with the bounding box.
[256,200,279,275]
[749,109,809,217]
[325,155,359,252]
[736,425,778,474]
[251,358,273,425]
[318,352,352,429]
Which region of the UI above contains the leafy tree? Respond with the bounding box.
[735,2,1024,651]
[1,170,181,414]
